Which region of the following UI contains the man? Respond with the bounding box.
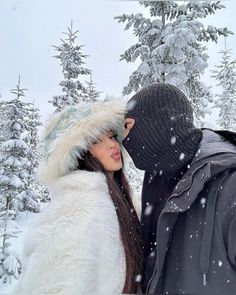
[122,83,236,295]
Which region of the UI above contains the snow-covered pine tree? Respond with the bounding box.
[115,0,232,125]
[125,160,143,194]
[0,77,31,284]
[25,102,50,204]
[0,101,9,198]
[0,101,8,145]
[50,20,91,112]
[211,40,236,131]
[125,161,143,218]
[84,74,101,102]
[0,78,30,214]
[0,207,21,285]
[21,101,42,212]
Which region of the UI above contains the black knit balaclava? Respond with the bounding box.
[123,83,202,174]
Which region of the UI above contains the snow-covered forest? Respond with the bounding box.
[0,0,236,292]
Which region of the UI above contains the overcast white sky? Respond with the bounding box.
[0,0,236,124]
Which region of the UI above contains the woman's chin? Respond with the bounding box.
[106,162,123,172]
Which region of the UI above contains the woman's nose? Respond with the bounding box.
[107,138,116,149]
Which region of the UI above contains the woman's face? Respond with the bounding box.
[89,131,122,172]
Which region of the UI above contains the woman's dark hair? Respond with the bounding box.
[78,151,143,293]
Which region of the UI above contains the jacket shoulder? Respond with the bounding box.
[43,170,109,219]
[50,170,108,196]
[217,169,236,207]
[24,171,114,256]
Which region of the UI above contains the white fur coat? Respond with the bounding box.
[13,171,126,295]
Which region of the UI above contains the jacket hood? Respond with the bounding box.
[38,101,125,184]
[192,129,236,165]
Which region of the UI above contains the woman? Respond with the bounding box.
[13,101,142,295]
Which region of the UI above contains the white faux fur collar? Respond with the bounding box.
[47,170,108,197]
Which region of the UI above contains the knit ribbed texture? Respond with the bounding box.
[123,83,202,174]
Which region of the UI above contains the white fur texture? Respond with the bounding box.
[39,101,126,184]
[12,171,126,295]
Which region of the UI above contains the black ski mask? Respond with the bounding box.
[122,83,202,174]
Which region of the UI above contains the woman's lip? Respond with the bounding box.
[111,151,121,160]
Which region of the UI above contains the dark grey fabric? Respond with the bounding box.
[123,83,202,172]
[141,129,236,295]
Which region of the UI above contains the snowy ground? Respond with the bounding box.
[0,209,45,294]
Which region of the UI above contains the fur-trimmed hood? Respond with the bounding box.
[38,101,125,184]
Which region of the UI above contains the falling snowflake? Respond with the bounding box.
[179,153,185,160]
[171,136,176,145]
[150,251,156,257]
[200,197,207,208]
[144,204,153,216]
[135,274,142,282]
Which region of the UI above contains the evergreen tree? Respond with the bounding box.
[50,21,91,112]
[84,74,101,102]
[0,207,21,284]
[211,42,236,130]
[115,0,232,125]
[0,77,30,285]
[125,161,143,194]
[0,102,9,145]
[0,101,9,202]
[25,103,50,204]
[21,102,42,212]
[0,78,30,213]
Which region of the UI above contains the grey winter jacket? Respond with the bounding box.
[143,129,236,295]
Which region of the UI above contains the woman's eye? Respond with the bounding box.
[92,139,102,145]
[110,134,118,140]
